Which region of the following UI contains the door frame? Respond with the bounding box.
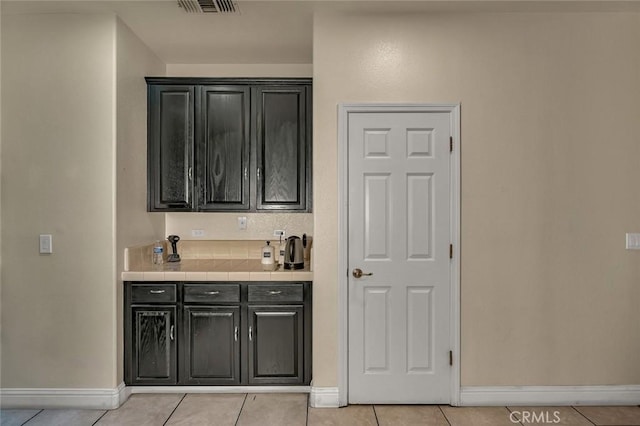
[337,103,461,406]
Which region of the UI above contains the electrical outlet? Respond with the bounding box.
[626,233,640,249]
[39,234,53,254]
[238,216,247,230]
[273,230,285,238]
[191,229,205,237]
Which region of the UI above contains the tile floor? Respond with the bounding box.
[1,394,640,426]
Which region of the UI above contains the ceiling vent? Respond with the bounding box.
[177,0,239,14]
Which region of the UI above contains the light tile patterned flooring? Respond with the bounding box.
[1,394,640,426]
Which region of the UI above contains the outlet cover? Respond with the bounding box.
[626,233,640,249]
[39,234,53,254]
[191,229,205,237]
[238,216,247,230]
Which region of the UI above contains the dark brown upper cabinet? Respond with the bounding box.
[197,86,250,211]
[146,78,312,213]
[256,86,309,211]
[147,85,195,211]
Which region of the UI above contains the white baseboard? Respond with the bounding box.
[0,383,128,409]
[117,382,131,406]
[460,385,640,406]
[309,387,340,408]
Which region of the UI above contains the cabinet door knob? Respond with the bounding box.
[249,326,253,341]
[188,167,193,181]
[150,289,166,294]
[234,326,238,342]
[170,325,174,341]
[204,291,220,295]
[268,290,282,295]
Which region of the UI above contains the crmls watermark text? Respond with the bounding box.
[510,410,561,424]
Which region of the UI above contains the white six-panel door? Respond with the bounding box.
[347,110,452,404]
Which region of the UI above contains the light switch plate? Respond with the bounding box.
[191,229,205,237]
[39,234,53,254]
[237,216,247,230]
[625,233,640,250]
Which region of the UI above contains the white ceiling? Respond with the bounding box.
[3,0,639,64]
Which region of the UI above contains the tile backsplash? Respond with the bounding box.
[165,212,313,240]
[125,239,313,271]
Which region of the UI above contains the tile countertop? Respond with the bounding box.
[122,259,312,282]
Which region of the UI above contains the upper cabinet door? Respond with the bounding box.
[198,86,250,211]
[255,86,311,211]
[148,85,194,211]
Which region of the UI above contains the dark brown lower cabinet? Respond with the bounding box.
[130,306,177,385]
[182,306,240,385]
[124,281,311,386]
[248,306,304,385]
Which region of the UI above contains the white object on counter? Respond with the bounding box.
[261,241,275,266]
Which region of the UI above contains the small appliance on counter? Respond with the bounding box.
[284,234,307,270]
[167,235,181,262]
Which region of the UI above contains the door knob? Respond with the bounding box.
[352,268,373,279]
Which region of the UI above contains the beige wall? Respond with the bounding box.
[313,11,640,387]
[115,18,166,384]
[1,13,118,388]
[166,63,312,78]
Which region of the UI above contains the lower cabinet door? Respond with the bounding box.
[183,306,241,385]
[248,305,304,385]
[131,306,177,384]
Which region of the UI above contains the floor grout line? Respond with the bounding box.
[162,393,187,426]
[20,409,43,425]
[571,406,597,426]
[504,406,524,426]
[234,393,248,426]
[305,393,309,426]
[372,405,380,426]
[438,405,452,426]
[91,409,109,426]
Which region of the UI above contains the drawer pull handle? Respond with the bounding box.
[150,290,166,294]
[204,291,220,295]
[170,325,174,341]
[268,290,282,295]
[234,326,238,342]
[249,326,253,341]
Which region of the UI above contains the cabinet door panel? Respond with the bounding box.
[132,306,177,384]
[148,86,194,211]
[183,306,240,384]
[256,87,308,211]
[248,305,304,384]
[198,86,250,211]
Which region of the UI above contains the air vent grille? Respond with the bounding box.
[177,0,239,14]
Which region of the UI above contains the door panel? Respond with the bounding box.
[198,86,250,211]
[348,111,451,403]
[132,306,177,384]
[255,87,307,210]
[248,305,304,384]
[363,287,390,373]
[148,86,194,211]
[183,306,240,384]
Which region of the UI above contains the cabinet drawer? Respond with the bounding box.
[131,284,176,303]
[184,284,240,303]
[248,284,303,303]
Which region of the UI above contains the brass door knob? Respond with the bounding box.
[352,268,373,279]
